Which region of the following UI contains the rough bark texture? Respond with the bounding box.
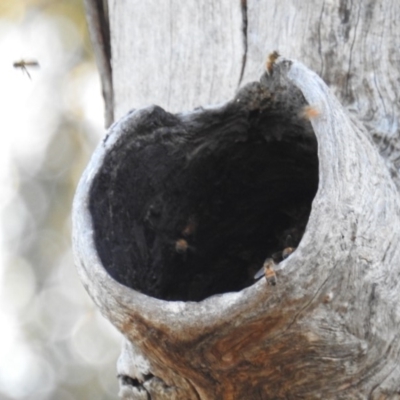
[73,58,400,398]
[240,0,400,190]
[101,0,400,189]
[79,1,400,398]
[109,0,244,120]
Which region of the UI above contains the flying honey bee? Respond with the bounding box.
[266,51,280,74]
[13,59,40,79]
[254,258,277,285]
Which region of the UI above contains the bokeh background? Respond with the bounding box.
[0,1,121,399]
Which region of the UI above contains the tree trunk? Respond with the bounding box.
[77,1,400,398]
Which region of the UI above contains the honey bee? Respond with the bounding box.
[254,246,297,282]
[175,238,189,254]
[282,247,295,260]
[263,258,277,286]
[300,105,321,120]
[266,51,280,74]
[182,217,197,237]
[254,258,277,285]
[13,59,40,79]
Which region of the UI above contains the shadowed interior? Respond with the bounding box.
[89,78,319,301]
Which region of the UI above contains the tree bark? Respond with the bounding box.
[78,1,400,398]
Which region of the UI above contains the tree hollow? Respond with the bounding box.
[89,75,319,301]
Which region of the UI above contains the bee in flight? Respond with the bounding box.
[13,59,40,79]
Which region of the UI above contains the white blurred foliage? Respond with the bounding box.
[0,7,121,400]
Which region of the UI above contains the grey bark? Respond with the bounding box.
[79,1,400,398]
[105,0,400,189]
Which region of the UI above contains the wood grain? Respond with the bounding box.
[99,0,400,187]
[73,58,400,398]
[109,0,244,120]
[242,0,400,188]
[81,1,400,397]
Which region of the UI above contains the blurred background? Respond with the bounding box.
[0,0,121,399]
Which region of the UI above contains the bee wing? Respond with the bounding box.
[285,234,294,247]
[26,60,40,67]
[271,250,283,262]
[254,266,265,280]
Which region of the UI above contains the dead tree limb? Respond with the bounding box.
[73,58,400,398]
[80,1,400,398]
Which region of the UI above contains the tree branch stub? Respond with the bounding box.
[72,59,400,398]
